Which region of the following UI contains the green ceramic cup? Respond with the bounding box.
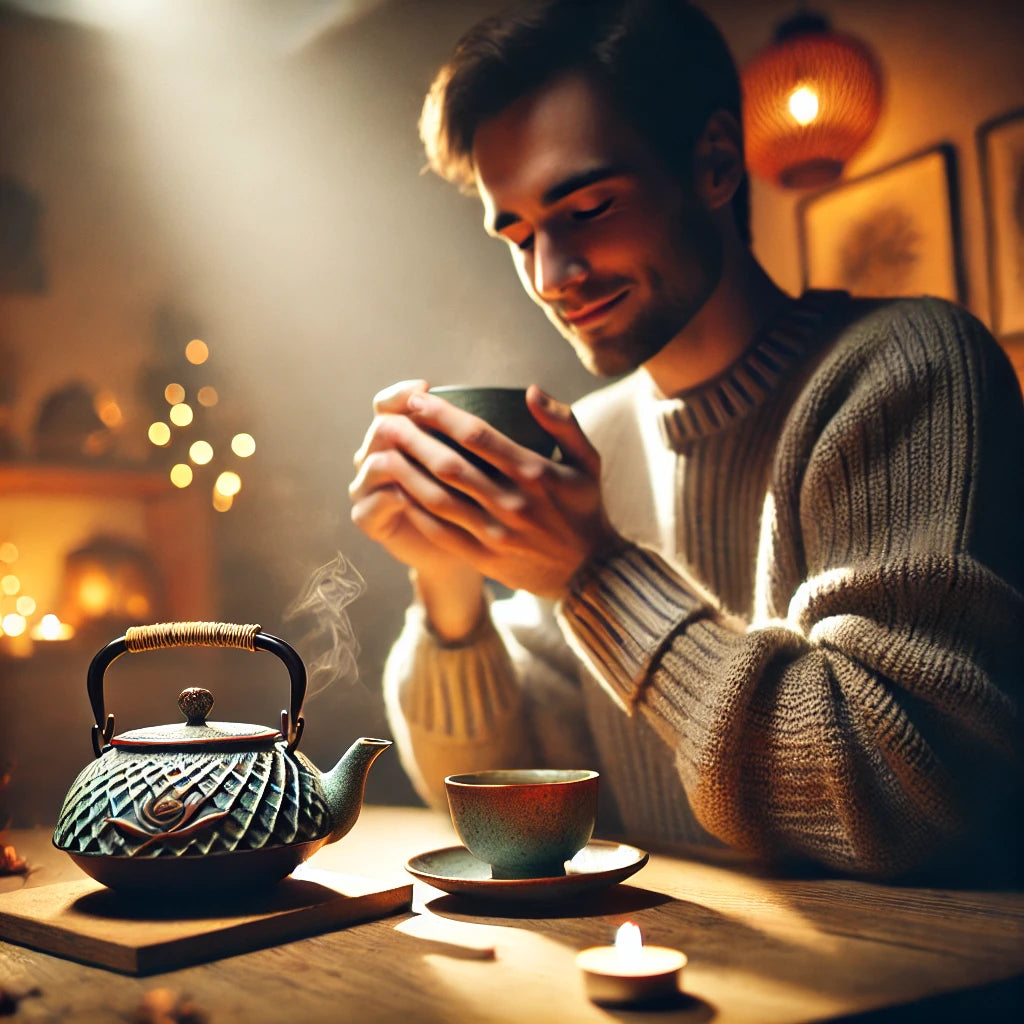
[445,768,599,879]
[426,386,557,477]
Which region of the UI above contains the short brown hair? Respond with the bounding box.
[420,0,751,244]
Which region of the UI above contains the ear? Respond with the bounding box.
[693,110,744,211]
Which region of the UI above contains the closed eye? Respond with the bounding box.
[572,198,613,221]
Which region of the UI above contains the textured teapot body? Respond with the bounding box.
[52,623,391,892]
[54,743,334,861]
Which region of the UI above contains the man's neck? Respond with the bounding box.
[642,248,791,399]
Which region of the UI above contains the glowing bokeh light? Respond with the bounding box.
[95,391,124,427]
[189,440,214,465]
[0,542,17,563]
[215,471,242,496]
[32,614,74,641]
[15,595,36,616]
[165,382,186,405]
[212,490,234,512]
[231,433,256,458]
[148,421,172,446]
[170,464,194,488]
[197,386,219,407]
[2,614,26,637]
[77,572,113,616]
[787,85,819,126]
[186,339,209,365]
[1,574,20,596]
[169,402,194,427]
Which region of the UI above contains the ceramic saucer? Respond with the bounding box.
[405,840,649,902]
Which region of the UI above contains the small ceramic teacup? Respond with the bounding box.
[426,386,557,476]
[445,768,599,879]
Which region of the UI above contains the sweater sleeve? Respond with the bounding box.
[382,591,597,809]
[557,299,1024,877]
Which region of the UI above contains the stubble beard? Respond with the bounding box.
[554,200,725,379]
[565,265,721,379]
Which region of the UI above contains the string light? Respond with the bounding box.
[185,339,209,365]
[189,440,214,465]
[170,464,193,488]
[169,403,194,427]
[215,471,242,497]
[231,433,256,458]
[148,422,171,446]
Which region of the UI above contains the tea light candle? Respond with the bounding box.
[576,922,686,1006]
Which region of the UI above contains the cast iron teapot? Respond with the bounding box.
[53,621,391,892]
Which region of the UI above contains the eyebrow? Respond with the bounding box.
[488,164,628,235]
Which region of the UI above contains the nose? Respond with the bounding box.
[530,230,587,299]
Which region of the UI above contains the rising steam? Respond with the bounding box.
[285,552,366,697]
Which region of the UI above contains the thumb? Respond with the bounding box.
[526,385,600,475]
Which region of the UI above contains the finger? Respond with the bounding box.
[372,379,429,414]
[349,483,410,541]
[526,385,600,476]
[360,408,524,511]
[353,448,502,541]
[406,391,552,486]
[403,502,490,564]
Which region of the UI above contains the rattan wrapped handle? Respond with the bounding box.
[87,621,307,757]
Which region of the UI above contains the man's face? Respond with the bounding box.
[472,72,723,378]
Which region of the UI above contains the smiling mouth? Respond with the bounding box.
[561,289,630,327]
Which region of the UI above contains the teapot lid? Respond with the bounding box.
[110,687,280,749]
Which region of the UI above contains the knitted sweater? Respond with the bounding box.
[383,291,1024,878]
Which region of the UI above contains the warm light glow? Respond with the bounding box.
[95,391,124,427]
[15,595,36,616]
[76,572,113,616]
[186,339,209,364]
[165,382,186,405]
[788,85,819,125]
[169,402,194,427]
[125,592,152,618]
[148,421,172,446]
[32,614,75,641]
[0,542,17,563]
[170,463,194,488]
[1,613,26,637]
[615,922,643,961]
[231,433,256,457]
[215,471,242,496]
[189,440,214,465]
[212,490,234,512]
[197,385,219,407]
[1,574,20,596]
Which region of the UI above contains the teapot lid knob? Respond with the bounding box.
[178,687,214,725]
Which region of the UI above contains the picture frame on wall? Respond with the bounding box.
[798,145,963,303]
[978,108,1024,342]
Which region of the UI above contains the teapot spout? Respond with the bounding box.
[321,737,392,844]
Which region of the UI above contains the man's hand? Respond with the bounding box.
[350,379,616,603]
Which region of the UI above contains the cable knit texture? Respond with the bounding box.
[383,292,1024,878]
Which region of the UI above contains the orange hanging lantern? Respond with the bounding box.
[742,12,883,189]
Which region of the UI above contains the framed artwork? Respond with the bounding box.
[978,108,1024,340]
[798,145,963,303]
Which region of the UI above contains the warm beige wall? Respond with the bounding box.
[1,0,1022,810]
[708,0,1024,323]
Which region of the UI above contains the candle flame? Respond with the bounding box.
[614,922,644,962]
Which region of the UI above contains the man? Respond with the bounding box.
[349,0,1023,878]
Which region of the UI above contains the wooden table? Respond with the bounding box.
[1,806,1022,1023]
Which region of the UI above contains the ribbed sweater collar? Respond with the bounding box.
[654,289,847,451]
